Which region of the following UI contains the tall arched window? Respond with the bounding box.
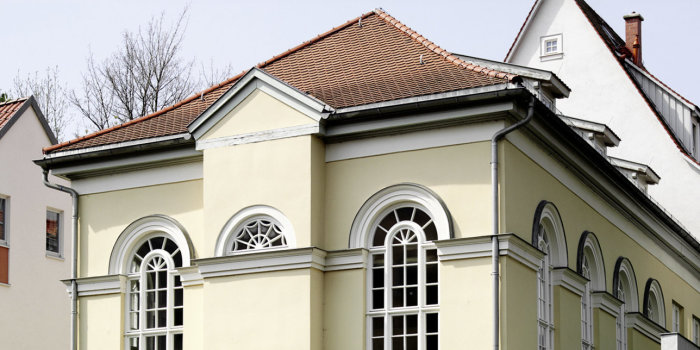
[126,236,184,350]
[643,279,666,328]
[577,232,606,350]
[532,201,567,350]
[109,215,193,350]
[350,184,451,350]
[613,257,639,350]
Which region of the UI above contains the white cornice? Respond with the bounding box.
[435,234,544,271]
[552,267,588,297]
[196,124,321,151]
[626,312,666,343]
[63,275,125,297]
[591,291,623,317]
[45,133,191,160]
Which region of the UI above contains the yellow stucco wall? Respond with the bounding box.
[79,294,122,349]
[501,256,537,350]
[323,269,365,349]
[201,89,316,140]
[629,328,659,350]
[554,285,582,349]
[78,179,203,277]
[594,308,618,350]
[325,141,492,250]
[501,140,700,331]
[201,269,315,349]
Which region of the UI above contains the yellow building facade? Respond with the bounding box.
[38,9,699,350]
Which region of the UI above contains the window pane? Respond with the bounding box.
[406,315,417,334]
[46,211,60,253]
[174,288,183,307]
[146,311,155,328]
[373,317,384,337]
[373,268,384,288]
[426,285,438,305]
[392,338,403,350]
[392,315,404,335]
[406,266,417,285]
[373,289,384,309]
[396,207,414,222]
[392,267,404,286]
[406,244,418,264]
[158,290,167,308]
[174,308,183,326]
[427,335,438,349]
[372,338,384,350]
[128,336,139,350]
[423,223,437,241]
[392,288,404,307]
[157,310,167,327]
[157,335,166,350]
[406,336,418,350]
[174,334,183,350]
[426,264,438,284]
[426,249,437,263]
[406,287,418,306]
[413,209,431,227]
[146,336,155,349]
[427,313,438,333]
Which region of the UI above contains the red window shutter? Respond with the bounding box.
[0,246,8,284]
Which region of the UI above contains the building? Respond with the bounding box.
[0,96,71,348]
[505,0,700,241]
[37,9,699,350]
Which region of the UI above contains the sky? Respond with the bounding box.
[1,0,698,137]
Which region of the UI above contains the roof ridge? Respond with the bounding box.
[0,97,28,107]
[373,8,516,81]
[44,12,378,154]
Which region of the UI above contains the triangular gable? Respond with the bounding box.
[189,68,330,141]
[0,96,57,145]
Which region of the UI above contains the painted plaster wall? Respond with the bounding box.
[78,179,203,277]
[508,0,700,237]
[594,308,618,350]
[0,106,71,349]
[325,141,492,250]
[502,139,700,338]
[200,269,316,349]
[79,294,123,350]
[501,256,538,350]
[323,268,365,349]
[554,285,582,349]
[630,328,660,350]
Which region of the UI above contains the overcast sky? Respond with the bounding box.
[1,0,698,137]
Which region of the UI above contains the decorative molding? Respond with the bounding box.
[189,68,330,140]
[325,121,504,162]
[45,133,191,160]
[214,205,297,256]
[325,248,368,271]
[195,247,327,278]
[591,291,623,318]
[660,333,700,350]
[551,267,588,297]
[435,234,544,271]
[177,266,203,287]
[627,312,666,344]
[63,275,125,297]
[71,161,202,195]
[196,124,321,151]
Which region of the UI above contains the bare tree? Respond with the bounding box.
[71,9,197,132]
[199,58,235,87]
[13,66,70,141]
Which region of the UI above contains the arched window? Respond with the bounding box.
[643,279,666,327]
[215,205,296,256]
[577,232,606,350]
[351,184,451,350]
[613,257,639,350]
[532,201,567,350]
[109,215,193,350]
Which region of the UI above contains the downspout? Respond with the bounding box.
[490,95,535,350]
[42,170,79,350]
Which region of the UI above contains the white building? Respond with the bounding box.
[505,0,700,239]
[0,96,71,348]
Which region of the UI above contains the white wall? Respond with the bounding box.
[508,0,700,237]
[0,106,71,349]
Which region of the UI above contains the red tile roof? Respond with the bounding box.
[45,9,516,154]
[0,98,28,133]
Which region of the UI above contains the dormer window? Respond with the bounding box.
[541,34,563,61]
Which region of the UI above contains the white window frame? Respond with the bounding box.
[124,235,184,350]
[580,255,593,350]
[540,34,563,60]
[45,209,63,257]
[614,258,638,350]
[692,316,699,345]
[214,205,295,256]
[537,229,554,350]
[0,196,9,247]
[672,302,682,333]
[692,119,699,158]
[578,232,605,350]
[643,279,666,327]
[366,205,440,350]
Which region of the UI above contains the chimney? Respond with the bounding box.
[623,12,644,66]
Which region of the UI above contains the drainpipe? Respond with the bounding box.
[42,170,79,350]
[490,96,535,350]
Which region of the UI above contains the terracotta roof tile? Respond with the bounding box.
[0,98,28,133]
[46,9,516,154]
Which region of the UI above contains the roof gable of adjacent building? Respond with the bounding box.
[0,96,58,145]
[44,9,517,156]
[506,0,700,166]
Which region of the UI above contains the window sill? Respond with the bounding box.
[540,53,563,62]
[0,242,8,249]
[0,282,10,287]
[45,253,64,261]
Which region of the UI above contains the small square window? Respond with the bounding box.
[46,210,61,255]
[541,34,563,60]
